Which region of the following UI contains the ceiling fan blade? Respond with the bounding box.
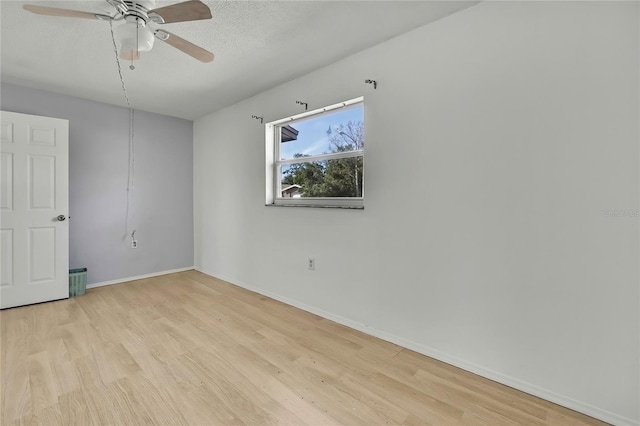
[147,0,211,24]
[23,4,110,20]
[156,31,214,63]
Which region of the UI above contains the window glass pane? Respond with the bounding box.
[280,156,363,198]
[279,104,364,161]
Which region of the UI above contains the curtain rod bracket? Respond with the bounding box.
[296,101,308,111]
[365,79,377,89]
[252,115,263,124]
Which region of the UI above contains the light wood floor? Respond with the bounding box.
[1,270,605,425]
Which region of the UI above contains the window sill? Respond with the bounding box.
[265,203,364,210]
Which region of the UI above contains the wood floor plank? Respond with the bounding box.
[104,377,157,425]
[80,382,124,425]
[2,329,32,423]
[206,340,340,425]
[27,351,59,413]
[28,403,64,426]
[91,341,141,385]
[0,271,608,426]
[189,348,309,425]
[126,372,190,426]
[58,387,96,426]
[72,355,103,390]
[2,351,32,424]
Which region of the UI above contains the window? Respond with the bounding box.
[265,97,364,208]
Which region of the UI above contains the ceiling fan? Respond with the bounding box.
[22,0,214,63]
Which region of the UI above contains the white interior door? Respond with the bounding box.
[1,111,69,309]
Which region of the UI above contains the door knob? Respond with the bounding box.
[57,215,66,221]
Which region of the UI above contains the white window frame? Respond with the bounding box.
[265,97,364,209]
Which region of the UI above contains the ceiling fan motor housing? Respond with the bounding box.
[111,1,157,57]
[107,0,156,23]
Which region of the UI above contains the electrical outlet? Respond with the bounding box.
[308,257,315,270]
[132,240,138,249]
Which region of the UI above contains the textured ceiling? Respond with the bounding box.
[1,1,477,120]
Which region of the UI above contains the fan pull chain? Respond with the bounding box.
[109,20,136,238]
[131,18,139,71]
[108,20,131,109]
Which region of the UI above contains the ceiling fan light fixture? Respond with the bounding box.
[115,18,154,60]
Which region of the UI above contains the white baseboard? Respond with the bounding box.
[194,266,638,426]
[86,267,195,289]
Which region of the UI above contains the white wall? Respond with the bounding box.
[194,2,639,424]
[1,83,194,285]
